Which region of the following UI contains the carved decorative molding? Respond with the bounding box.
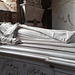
[0,44,75,68]
[0,57,53,75]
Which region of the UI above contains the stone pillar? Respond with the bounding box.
[52,0,75,30]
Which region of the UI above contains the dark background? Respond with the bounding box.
[0,0,52,29]
[41,0,52,29]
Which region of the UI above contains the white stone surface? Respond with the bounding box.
[52,0,75,30]
[0,44,75,75]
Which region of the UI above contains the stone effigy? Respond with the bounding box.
[0,22,75,45]
[0,22,21,44]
